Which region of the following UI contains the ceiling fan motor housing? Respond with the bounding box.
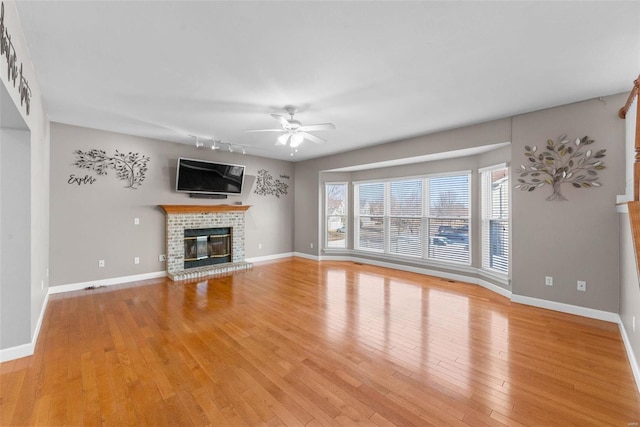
[284,120,301,131]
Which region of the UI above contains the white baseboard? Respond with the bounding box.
[318,255,620,325]
[345,256,479,284]
[48,271,167,294]
[618,318,640,393]
[32,291,49,352]
[0,291,50,363]
[319,253,513,298]
[478,278,512,299]
[293,251,320,261]
[510,294,619,323]
[0,342,33,362]
[246,252,294,263]
[318,254,352,262]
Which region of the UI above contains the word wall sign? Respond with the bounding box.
[0,2,32,115]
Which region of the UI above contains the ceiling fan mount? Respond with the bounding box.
[246,105,336,149]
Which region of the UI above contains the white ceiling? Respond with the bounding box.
[15,1,640,162]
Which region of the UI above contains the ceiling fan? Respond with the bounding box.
[246,105,335,148]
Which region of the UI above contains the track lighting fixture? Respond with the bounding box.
[188,135,247,155]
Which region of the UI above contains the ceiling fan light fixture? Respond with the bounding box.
[246,106,335,152]
[277,133,290,145]
[290,133,304,148]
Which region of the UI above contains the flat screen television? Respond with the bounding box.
[175,157,245,195]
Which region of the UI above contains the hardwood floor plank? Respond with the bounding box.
[1,258,639,426]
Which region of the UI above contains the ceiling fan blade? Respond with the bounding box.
[245,129,284,132]
[300,132,326,144]
[271,114,290,127]
[298,123,336,132]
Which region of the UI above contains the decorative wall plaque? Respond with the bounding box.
[515,135,605,201]
[254,169,289,198]
[73,149,150,189]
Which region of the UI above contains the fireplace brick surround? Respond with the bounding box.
[160,205,252,280]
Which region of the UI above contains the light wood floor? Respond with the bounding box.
[1,258,639,426]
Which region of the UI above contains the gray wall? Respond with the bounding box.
[511,94,625,313]
[0,0,51,355]
[49,123,294,287]
[295,95,627,313]
[0,127,31,348]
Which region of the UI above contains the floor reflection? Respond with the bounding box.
[322,263,512,396]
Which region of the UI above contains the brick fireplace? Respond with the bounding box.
[160,205,252,280]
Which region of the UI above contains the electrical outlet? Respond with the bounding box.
[545,276,553,286]
[134,257,140,265]
[577,280,586,292]
[134,217,140,225]
[159,254,166,262]
[310,243,314,249]
[633,316,636,333]
[98,260,105,268]
[258,243,262,249]
[41,280,44,290]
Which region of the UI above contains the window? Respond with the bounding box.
[356,183,385,252]
[389,180,422,257]
[481,165,509,275]
[353,172,471,265]
[325,183,347,249]
[426,174,470,264]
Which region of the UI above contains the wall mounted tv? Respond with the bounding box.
[176,157,246,196]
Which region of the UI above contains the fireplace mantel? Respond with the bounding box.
[160,204,251,214]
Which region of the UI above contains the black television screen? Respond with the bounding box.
[176,157,245,195]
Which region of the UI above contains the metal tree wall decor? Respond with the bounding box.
[73,149,150,189]
[254,169,289,198]
[515,135,605,201]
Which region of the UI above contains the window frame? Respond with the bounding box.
[353,171,472,266]
[424,171,472,265]
[479,163,510,277]
[354,181,386,253]
[324,182,349,250]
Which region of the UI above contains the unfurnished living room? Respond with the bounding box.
[1,1,640,425]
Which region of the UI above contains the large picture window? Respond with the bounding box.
[325,183,348,249]
[356,183,385,252]
[426,174,470,264]
[353,172,471,265]
[481,165,509,275]
[390,180,422,257]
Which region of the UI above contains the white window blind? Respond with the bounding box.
[481,167,509,274]
[325,183,347,249]
[426,175,470,264]
[353,172,471,265]
[356,183,385,252]
[389,180,422,257]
